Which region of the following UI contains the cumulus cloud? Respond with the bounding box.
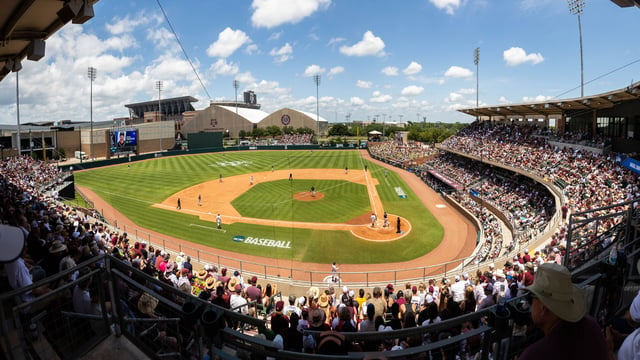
[503,47,544,66]
[251,0,331,28]
[304,64,325,77]
[444,66,473,78]
[270,43,293,63]
[106,15,150,35]
[429,0,461,15]
[210,59,239,76]
[245,44,259,54]
[458,88,476,95]
[356,80,372,88]
[522,95,554,102]
[350,97,365,105]
[328,66,344,77]
[206,27,251,58]
[370,90,392,103]
[401,85,424,96]
[445,92,464,103]
[381,66,398,76]
[498,96,510,104]
[339,31,386,57]
[403,61,422,75]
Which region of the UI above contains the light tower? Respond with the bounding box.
[313,75,321,139]
[233,80,239,126]
[88,66,96,160]
[568,0,585,97]
[156,80,163,152]
[474,48,480,115]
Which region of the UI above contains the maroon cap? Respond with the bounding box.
[386,283,394,291]
[234,284,242,293]
[251,276,258,284]
[276,301,285,311]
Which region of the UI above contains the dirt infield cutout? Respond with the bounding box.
[153,168,410,242]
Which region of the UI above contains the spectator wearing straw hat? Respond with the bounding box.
[519,263,608,360]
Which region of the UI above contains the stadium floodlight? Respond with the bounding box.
[156,80,163,152]
[313,75,321,139]
[233,80,239,136]
[88,66,96,160]
[474,47,480,116]
[568,0,585,97]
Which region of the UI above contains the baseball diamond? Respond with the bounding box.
[75,149,477,283]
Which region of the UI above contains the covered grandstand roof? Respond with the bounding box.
[124,96,198,118]
[218,105,269,124]
[610,0,640,8]
[0,0,98,83]
[458,81,640,118]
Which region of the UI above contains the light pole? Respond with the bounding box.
[474,48,479,116]
[568,0,585,97]
[156,80,163,152]
[233,80,239,139]
[88,66,96,160]
[313,74,321,140]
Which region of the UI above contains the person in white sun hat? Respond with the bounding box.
[519,263,608,359]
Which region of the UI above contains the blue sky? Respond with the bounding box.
[0,0,639,125]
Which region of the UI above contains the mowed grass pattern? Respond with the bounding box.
[74,150,444,264]
[232,180,370,223]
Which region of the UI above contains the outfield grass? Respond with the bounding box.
[74,150,443,264]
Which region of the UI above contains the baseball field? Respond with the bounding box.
[74,150,450,265]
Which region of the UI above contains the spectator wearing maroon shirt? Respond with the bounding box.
[270,301,290,336]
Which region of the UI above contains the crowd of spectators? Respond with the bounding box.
[368,141,439,167]
[278,133,313,145]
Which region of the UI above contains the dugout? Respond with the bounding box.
[187,132,223,150]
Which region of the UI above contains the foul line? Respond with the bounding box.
[189,223,227,233]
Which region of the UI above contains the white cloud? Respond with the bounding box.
[303,64,325,77]
[268,31,283,41]
[328,37,345,46]
[429,0,461,15]
[445,92,464,103]
[206,27,251,58]
[458,88,476,95]
[401,85,424,96]
[236,72,257,85]
[339,31,386,57]
[106,15,150,35]
[403,61,422,75]
[381,66,398,76]
[350,97,365,106]
[503,47,544,67]
[370,91,392,103]
[356,80,372,88]
[328,66,344,77]
[270,43,293,63]
[444,66,473,78]
[210,59,239,76]
[245,44,259,55]
[522,95,553,102]
[498,96,510,104]
[251,0,331,28]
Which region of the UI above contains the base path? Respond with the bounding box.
[77,150,477,284]
[154,168,408,241]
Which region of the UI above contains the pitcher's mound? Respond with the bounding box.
[293,192,324,201]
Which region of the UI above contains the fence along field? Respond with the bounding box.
[74,150,443,264]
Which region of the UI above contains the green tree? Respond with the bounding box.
[252,127,267,138]
[265,125,282,137]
